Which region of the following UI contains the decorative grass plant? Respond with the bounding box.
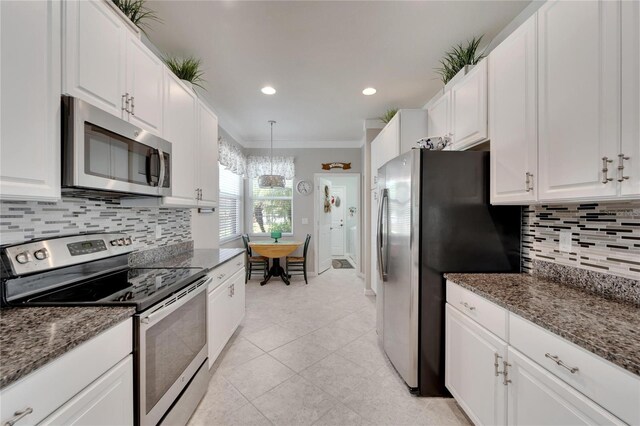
[112,0,161,34]
[435,35,485,85]
[164,56,206,89]
[379,108,399,124]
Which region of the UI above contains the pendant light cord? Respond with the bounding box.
[269,120,276,175]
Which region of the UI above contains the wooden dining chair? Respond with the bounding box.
[286,234,311,284]
[241,234,269,283]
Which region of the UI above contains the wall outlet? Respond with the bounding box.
[301,218,309,225]
[559,231,572,252]
[155,225,162,239]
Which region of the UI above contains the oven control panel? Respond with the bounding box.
[2,233,136,276]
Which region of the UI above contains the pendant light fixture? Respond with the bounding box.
[258,120,286,188]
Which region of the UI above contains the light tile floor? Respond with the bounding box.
[188,267,471,426]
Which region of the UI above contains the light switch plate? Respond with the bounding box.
[559,231,572,252]
[301,218,309,225]
[155,225,162,239]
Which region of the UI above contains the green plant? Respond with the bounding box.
[378,108,399,124]
[435,35,485,85]
[164,56,206,89]
[111,0,161,35]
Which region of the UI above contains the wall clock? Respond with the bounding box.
[296,180,313,195]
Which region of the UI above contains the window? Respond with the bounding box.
[249,179,293,235]
[218,166,243,242]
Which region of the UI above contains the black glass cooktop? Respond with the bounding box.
[14,267,206,312]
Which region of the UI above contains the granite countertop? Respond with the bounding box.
[444,273,640,376]
[0,306,135,389]
[143,248,245,271]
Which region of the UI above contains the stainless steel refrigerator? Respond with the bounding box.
[375,149,521,396]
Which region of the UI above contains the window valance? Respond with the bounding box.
[218,136,247,176]
[247,156,295,179]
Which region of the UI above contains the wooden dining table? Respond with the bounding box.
[249,240,303,285]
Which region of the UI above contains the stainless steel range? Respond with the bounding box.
[1,233,209,426]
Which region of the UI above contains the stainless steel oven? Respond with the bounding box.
[136,276,209,426]
[62,95,172,197]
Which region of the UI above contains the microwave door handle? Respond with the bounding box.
[147,150,159,186]
[377,188,388,282]
[157,149,166,189]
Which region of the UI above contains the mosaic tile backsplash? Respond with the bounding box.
[522,202,640,281]
[0,198,191,250]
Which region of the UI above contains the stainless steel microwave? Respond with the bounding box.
[62,96,171,197]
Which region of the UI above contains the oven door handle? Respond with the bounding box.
[139,276,211,327]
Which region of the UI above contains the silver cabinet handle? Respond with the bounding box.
[130,96,135,115]
[525,172,531,192]
[122,94,128,113]
[3,407,33,426]
[602,157,614,184]
[459,301,476,311]
[525,172,534,192]
[494,353,503,377]
[545,353,579,374]
[618,154,630,182]
[502,360,512,385]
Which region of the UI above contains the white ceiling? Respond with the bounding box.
[147,0,529,147]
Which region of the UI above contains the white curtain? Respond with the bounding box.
[218,137,247,176]
[247,156,295,179]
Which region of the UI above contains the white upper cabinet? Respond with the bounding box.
[450,60,488,150]
[197,103,219,205]
[63,0,126,117]
[64,0,162,135]
[489,15,538,205]
[621,0,640,197]
[538,0,620,201]
[163,71,198,206]
[126,34,163,135]
[1,0,61,201]
[426,91,451,142]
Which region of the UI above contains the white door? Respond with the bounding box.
[317,177,332,274]
[427,91,451,141]
[621,0,640,197]
[450,59,488,150]
[162,71,198,206]
[507,348,623,425]
[126,33,163,135]
[198,103,219,206]
[538,0,620,201]
[63,0,126,117]
[208,279,232,368]
[489,14,538,204]
[445,304,507,426]
[331,186,346,256]
[1,0,61,201]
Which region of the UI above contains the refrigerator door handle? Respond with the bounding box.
[377,188,389,282]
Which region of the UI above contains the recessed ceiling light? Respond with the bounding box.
[362,87,377,96]
[261,86,276,95]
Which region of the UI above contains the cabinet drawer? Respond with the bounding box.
[208,254,245,292]
[446,281,508,340]
[510,314,640,425]
[0,319,132,426]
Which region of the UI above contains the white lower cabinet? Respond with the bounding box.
[445,281,634,425]
[207,258,245,368]
[40,356,133,426]
[445,304,507,426]
[507,348,621,426]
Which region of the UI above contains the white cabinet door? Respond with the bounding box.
[370,131,382,188]
[507,348,623,425]
[489,15,538,205]
[126,34,163,135]
[0,0,61,201]
[450,60,488,150]
[427,91,450,141]
[163,71,198,206]
[197,103,219,205]
[230,270,246,333]
[621,0,640,197]
[63,0,126,117]
[538,0,620,201]
[208,280,232,368]
[41,356,133,426]
[445,304,507,426]
[379,114,400,166]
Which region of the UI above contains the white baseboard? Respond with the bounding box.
[364,289,376,296]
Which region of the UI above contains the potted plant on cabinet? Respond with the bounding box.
[435,35,485,87]
[163,56,206,91]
